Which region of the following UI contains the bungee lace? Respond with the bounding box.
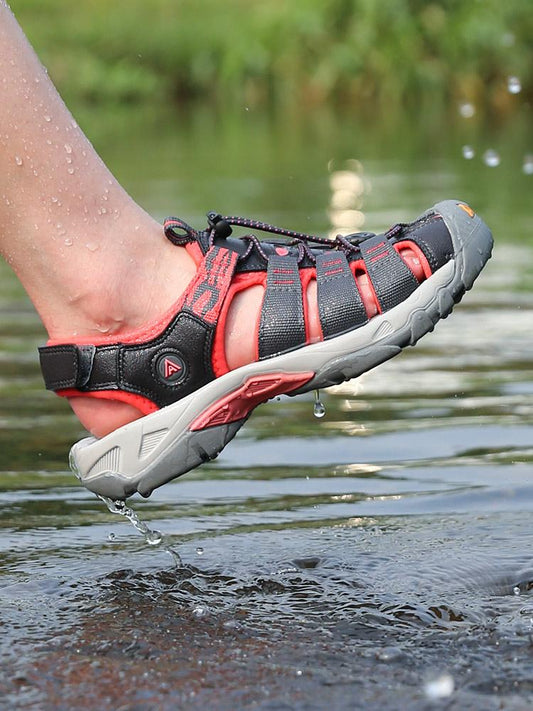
[164,211,405,265]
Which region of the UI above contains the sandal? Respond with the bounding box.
[39,199,493,499]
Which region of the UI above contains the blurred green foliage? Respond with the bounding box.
[9,0,533,111]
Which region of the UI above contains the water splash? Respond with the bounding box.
[98,495,185,565]
[313,390,326,418]
[100,496,163,546]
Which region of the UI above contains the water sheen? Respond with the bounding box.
[0,106,532,710]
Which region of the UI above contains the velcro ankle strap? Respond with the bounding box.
[39,344,98,391]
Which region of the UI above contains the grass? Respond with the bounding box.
[9,0,533,112]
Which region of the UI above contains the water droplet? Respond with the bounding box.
[424,673,455,700]
[522,154,533,175]
[192,605,207,618]
[14,155,23,166]
[108,532,116,542]
[513,585,520,596]
[313,390,326,418]
[196,547,204,556]
[483,149,500,167]
[43,114,51,122]
[64,143,73,154]
[64,237,73,246]
[458,102,475,119]
[462,145,475,160]
[67,167,75,175]
[296,670,303,676]
[507,76,522,94]
[146,530,163,546]
[85,242,99,252]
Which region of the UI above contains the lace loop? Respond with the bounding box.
[163,217,198,246]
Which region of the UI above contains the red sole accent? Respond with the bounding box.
[189,371,315,431]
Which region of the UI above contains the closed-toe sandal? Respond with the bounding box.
[39,199,493,500]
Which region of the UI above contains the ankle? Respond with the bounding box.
[43,213,197,342]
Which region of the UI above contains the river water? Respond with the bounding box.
[0,105,531,710]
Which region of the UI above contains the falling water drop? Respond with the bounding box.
[513,586,521,596]
[522,154,533,175]
[458,102,475,119]
[196,547,204,556]
[145,530,163,546]
[507,76,522,94]
[483,149,500,168]
[462,145,475,160]
[313,390,326,418]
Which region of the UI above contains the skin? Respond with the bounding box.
[0,2,423,438]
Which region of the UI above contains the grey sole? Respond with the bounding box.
[69,200,493,500]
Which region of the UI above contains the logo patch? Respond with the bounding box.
[155,352,187,385]
[458,203,475,218]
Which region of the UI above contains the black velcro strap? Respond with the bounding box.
[316,251,367,338]
[258,255,305,358]
[39,344,96,391]
[359,235,419,312]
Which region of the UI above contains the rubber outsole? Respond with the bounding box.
[69,200,493,500]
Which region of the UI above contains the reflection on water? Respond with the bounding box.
[0,107,532,710]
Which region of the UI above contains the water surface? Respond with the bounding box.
[0,106,532,710]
